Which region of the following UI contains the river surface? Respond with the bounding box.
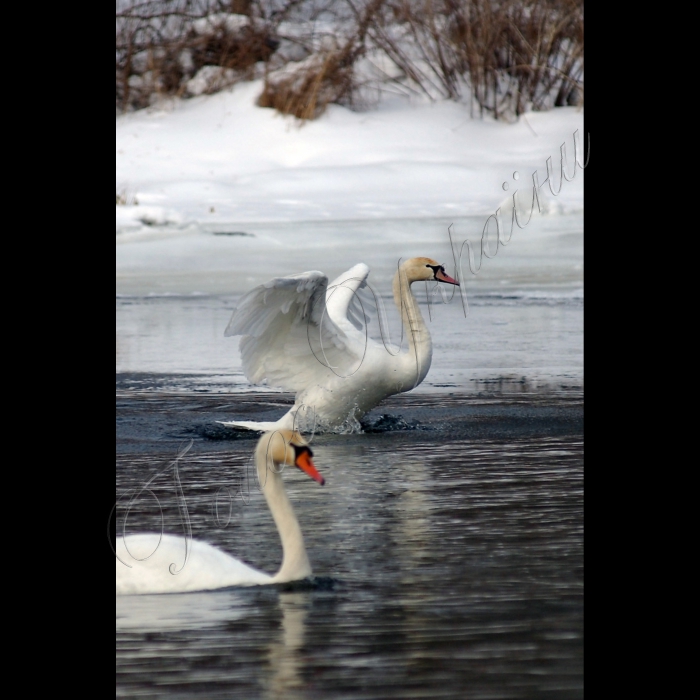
[116,393,583,699]
[116,214,583,394]
[116,213,583,698]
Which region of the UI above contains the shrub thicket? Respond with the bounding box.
[116,0,583,120]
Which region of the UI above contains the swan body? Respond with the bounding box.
[221,258,459,433]
[116,430,324,595]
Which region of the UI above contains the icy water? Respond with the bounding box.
[116,214,583,393]
[116,214,583,697]
[115,393,583,699]
[115,289,582,395]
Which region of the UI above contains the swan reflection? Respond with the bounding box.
[264,591,311,699]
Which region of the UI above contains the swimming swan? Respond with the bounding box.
[221,257,459,432]
[115,430,324,594]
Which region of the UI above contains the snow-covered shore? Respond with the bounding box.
[116,80,583,228]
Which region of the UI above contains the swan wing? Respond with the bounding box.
[225,271,365,393]
[326,263,377,335]
[225,271,326,340]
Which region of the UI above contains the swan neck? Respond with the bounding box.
[392,266,432,386]
[255,441,312,583]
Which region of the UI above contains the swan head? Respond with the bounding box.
[259,430,325,485]
[403,257,459,285]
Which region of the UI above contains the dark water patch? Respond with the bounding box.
[116,391,582,455]
[116,392,583,699]
[193,423,262,441]
[275,576,339,592]
[360,413,425,433]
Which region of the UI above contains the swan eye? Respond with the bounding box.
[293,444,313,459]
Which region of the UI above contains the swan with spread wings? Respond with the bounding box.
[221,257,459,433]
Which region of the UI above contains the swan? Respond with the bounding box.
[221,257,459,432]
[115,430,324,594]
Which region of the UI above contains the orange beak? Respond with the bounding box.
[295,451,325,485]
[436,268,459,285]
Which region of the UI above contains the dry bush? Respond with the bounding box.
[449,0,583,116]
[193,26,276,69]
[116,0,584,120]
[371,0,583,118]
[116,1,281,111]
[116,188,139,205]
[256,0,383,118]
[257,52,355,118]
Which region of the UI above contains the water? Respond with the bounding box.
[116,394,583,699]
[116,214,583,393]
[115,290,582,395]
[116,213,583,697]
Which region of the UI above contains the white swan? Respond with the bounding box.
[221,257,459,432]
[115,430,324,595]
